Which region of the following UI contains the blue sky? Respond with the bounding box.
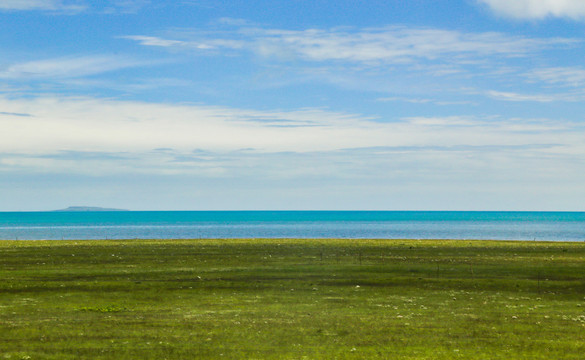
[1,0,585,211]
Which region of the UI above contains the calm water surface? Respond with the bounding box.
[0,211,584,241]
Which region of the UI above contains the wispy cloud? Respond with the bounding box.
[121,25,580,103]
[247,27,567,63]
[60,77,193,93]
[215,17,254,26]
[526,67,585,87]
[377,97,434,104]
[478,0,585,20]
[377,96,476,106]
[102,0,150,14]
[123,36,189,48]
[125,26,574,65]
[0,0,85,12]
[0,0,149,13]
[0,55,152,80]
[486,90,585,102]
[122,35,244,51]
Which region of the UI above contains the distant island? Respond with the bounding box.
[53,206,129,212]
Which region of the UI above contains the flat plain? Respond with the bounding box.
[1,238,584,359]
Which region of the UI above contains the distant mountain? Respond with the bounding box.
[54,206,129,212]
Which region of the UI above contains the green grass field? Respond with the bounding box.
[1,238,585,359]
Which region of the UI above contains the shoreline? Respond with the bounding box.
[1,237,581,245]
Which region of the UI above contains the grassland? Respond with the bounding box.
[1,238,585,359]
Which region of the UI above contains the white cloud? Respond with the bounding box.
[250,27,548,63]
[125,26,573,65]
[486,90,585,102]
[526,67,585,86]
[0,55,150,79]
[0,95,582,177]
[215,17,253,26]
[61,77,193,93]
[478,0,585,19]
[123,36,188,48]
[102,0,149,13]
[377,97,434,104]
[0,96,376,155]
[376,97,476,106]
[122,35,244,51]
[0,0,149,13]
[0,0,85,12]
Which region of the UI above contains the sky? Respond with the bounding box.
[1,0,585,211]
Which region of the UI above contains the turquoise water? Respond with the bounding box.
[0,211,585,241]
[0,211,584,241]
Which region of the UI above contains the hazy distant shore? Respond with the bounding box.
[53,206,129,212]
